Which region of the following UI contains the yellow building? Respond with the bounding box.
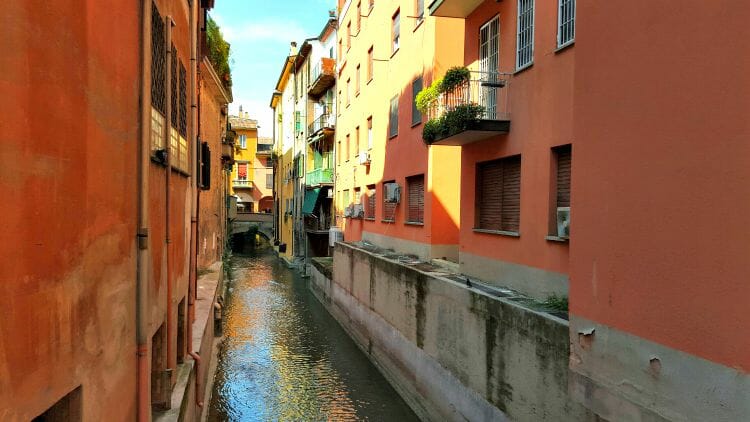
[229,110,274,213]
[334,0,464,261]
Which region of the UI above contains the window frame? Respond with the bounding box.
[411,76,423,126]
[516,0,535,71]
[367,46,374,82]
[366,184,377,220]
[405,174,425,224]
[392,9,401,54]
[475,155,522,235]
[389,95,399,138]
[382,180,397,222]
[557,0,575,49]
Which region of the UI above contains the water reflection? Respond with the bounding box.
[207,251,418,422]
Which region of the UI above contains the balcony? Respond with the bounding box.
[424,71,511,146]
[256,143,273,155]
[307,113,335,138]
[428,0,482,18]
[306,168,333,186]
[233,179,253,189]
[308,58,336,97]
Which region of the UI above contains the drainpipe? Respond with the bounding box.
[165,15,175,381]
[137,0,152,420]
[187,0,204,409]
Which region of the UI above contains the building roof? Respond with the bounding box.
[229,115,258,130]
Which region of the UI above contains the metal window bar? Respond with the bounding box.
[426,71,511,122]
[557,0,575,47]
[516,0,534,69]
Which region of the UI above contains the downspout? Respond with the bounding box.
[165,15,175,379]
[187,0,204,409]
[137,0,152,420]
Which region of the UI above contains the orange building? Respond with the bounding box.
[335,0,465,261]
[1,0,224,420]
[429,0,750,420]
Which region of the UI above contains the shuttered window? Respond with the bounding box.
[412,77,423,125]
[555,145,571,208]
[406,175,424,223]
[382,180,396,221]
[476,155,521,232]
[389,96,399,138]
[366,185,376,219]
[150,2,166,151]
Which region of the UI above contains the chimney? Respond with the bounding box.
[238,105,243,117]
[290,41,298,56]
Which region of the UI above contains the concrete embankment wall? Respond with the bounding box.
[309,243,596,422]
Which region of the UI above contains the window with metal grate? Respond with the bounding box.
[557,0,575,48]
[151,2,166,115]
[406,175,424,223]
[382,180,396,221]
[554,145,571,208]
[366,185,376,219]
[476,155,521,232]
[516,0,535,70]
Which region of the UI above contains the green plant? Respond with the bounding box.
[542,294,569,312]
[441,66,471,92]
[415,78,443,113]
[421,103,484,143]
[206,16,232,89]
[422,118,441,143]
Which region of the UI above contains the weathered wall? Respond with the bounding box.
[310,243,596,422]
[198,60,229,269]
[0,1,141,420]
[568,1,750,420]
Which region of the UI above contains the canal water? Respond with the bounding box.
[207,247,419,422]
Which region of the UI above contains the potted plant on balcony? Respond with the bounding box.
[419,66,484,143]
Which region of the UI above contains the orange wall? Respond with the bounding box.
[570,1,750,372]
[0,0,197,419]
[0,0,141,419]
[335,0,464,253]
[459,1,574,274]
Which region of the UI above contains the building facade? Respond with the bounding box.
[334,0,465,261]
[429,0,750,420]
[228,111,273,214]
[0,0,225,420]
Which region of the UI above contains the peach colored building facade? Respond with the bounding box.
[430,0,750,420]
[334,0,465,261]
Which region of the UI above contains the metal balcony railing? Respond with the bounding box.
[233,179,252,188]
[427,71,511,122]
[256,143,273,154]
[306,168,333,185]
[308,112,335,137]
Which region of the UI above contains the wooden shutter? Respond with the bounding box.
[501,157,521,232]
[477,156,521,232]
[367,186,376,219]
[407,175,424,223]
[556,146,572,208]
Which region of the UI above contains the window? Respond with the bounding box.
[265,157,272,167]
[346,78,351,106]
[355,126,361,155]
[337,140,342,164]
[347,22,351,51]
[553,144,571,208]
[389,95,399,138]
[406,175,424,224]
[346,134,350,160]
[411,77,423,125]
[266,173,273,189]
[557,0,575,47]
[367,47,374,81]
[355,64,361,95]
[392,9,400,53]
[416,0,424,25]
[367,116,373,149]
[237,163,248,180]
[354,187,361,205]
[366,185,376,219]
[294,111,301,134]
[239,134,247,149]
[356,1,362,32]
[343,189,350,208]
[480,16,500,119]
[338,39,343,60]
[151,2,166,151]
[382,180,396,221]
[476,155,521,233]
[516,0,535,70]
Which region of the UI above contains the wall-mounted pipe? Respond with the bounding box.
[137,0,153,420]
[165,14,175,384]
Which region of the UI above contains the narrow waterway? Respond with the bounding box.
[207,247,419,421]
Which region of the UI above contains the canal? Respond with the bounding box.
[207,247,419,421]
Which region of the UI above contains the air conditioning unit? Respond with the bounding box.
[358,152,371,165]
[343,206,353,217]
[556,207,570,238]
[384,182,401,204]
[351,204,365,219]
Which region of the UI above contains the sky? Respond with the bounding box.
[211,0,337,137]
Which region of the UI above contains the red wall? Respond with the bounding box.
[459,1,574,274]
[570,1,750,371]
